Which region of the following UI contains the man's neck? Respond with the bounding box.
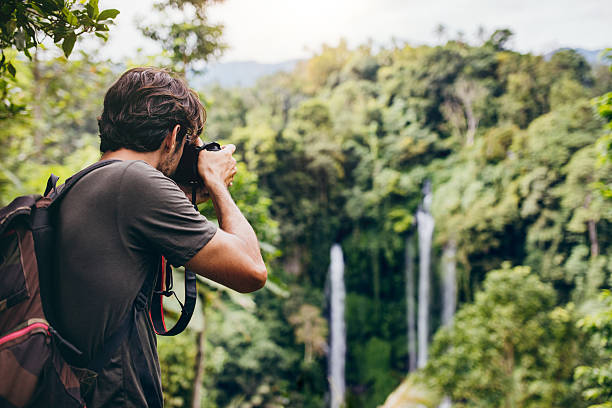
[100,148,161,169]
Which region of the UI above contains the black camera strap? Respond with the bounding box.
[149,256,198,336]
[191,183,198,211]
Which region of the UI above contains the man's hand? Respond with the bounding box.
[186,142,267,293]
[197,142,238,191]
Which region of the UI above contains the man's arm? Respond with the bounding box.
[185,144,267,293]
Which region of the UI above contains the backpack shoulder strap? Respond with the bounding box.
[0,194,41,235]
[36,160,121,366]
[46,159,121,203]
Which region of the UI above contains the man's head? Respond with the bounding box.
[98,67,205,155]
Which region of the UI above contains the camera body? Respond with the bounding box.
[172,141,221,186]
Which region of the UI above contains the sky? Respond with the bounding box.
[88,0,611,63]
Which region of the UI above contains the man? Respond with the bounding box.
[49,67,267,407]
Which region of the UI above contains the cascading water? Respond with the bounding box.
[438,241,457,408]
[416,181,434,369]
[328,244,346,408]
[439,397,452,408]
[441,240,457,326]
[405,234,417,372]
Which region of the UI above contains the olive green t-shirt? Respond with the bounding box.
[51,160,217,407]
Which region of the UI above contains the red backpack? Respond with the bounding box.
[0,161,198,407]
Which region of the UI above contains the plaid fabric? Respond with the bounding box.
[0,198,85,408]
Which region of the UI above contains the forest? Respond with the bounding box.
[1,1,611,407]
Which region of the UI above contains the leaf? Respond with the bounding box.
[62,8,79,26]
[94,32,108,41]
[86,0,99,18]
[97,9,120,21]
[62,32,77,58]
[7,62,16,77]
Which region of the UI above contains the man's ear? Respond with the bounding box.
[164,124,181,150]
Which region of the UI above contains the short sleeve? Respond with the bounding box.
[117,161,217,266]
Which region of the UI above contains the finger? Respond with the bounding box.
[194,137,203,147]
[221,144,236,154]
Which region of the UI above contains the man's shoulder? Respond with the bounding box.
[120,160,181,192]
[91,160,170,189]
[66,160,177,206]
[112,160,161,178]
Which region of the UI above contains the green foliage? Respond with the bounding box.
[198,37,611,406]
[575,290,612,407]
[0,53,114,204]
[425,265,585,407]
[158,332,198,407]
[139,0,225,73]
[288,304,328,364]
[0,0,117,118]
[0,0,118,69]
[593,49,612,198]
[3,24,611,407]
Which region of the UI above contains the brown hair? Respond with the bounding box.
[98,67,205,152]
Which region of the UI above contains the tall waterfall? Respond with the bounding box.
[416,181,434,368]
[405,234,417,372]
[439,240,457,408]
[329,244,346,408]
[441,240,457,326]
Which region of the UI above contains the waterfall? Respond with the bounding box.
[405,234,417,372]
[329,244,346,408]
[416,181,434,368]
[439,397,452,408]
[438,241,457,408]
[441,240,457,326]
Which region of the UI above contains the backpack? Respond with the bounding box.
[0,160,198,408]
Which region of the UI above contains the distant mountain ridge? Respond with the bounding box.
[189,59,301,89]
[190,48,609,90]
[545,48,609,65]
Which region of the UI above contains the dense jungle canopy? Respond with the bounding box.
[1,1,611,407]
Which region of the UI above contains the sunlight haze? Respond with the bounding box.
[94,0,611,63]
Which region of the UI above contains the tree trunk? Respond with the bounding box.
[32,49,43,148]
[372,246,380,322]
[588,220,599,258]
[584,193,599,258]
[465,105,477,146]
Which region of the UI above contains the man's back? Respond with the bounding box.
[52,160,216,407]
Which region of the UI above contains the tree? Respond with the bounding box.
[434,24,447,44]
[593,49,612,199]
[0,52,115,204]
[0,0,118,117]
[139,0,225,74]
[444,77,488,145]
[485,28,513,51]
[288,304,328,364]
[575,290,612,407]
[425,265,586,407]
[0,0,118,75]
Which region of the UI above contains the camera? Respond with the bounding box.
[171,141,221,186]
